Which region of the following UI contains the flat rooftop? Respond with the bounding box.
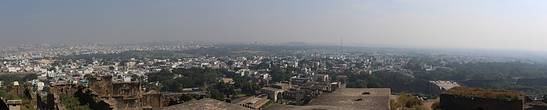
[236,96,270,109]
[162,98,251,110]
[445,87,522,100]
[266,88,391,110]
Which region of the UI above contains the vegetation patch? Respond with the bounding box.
[446,87,522,101]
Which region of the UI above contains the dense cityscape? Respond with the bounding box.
[3,0,547,110]
[1,42,547,110]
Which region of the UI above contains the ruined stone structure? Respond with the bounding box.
[237,95,270,109]
[160,92,207,107]
[440,94,524,110]
[110,82,142,109]
[84,75,207,110]
[261,87,284,103]
[141,90,161,110]
[440,87,524,110]
[279,88,311,105]
[6,100,22,110]
[7,82,23,97]
[51,83,81,96]
[89,75,114,97]
[44,83,82,110]
[88,75,144,110]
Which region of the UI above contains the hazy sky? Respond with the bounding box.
[1,0,547,51]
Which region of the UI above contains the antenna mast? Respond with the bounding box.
[340,36,344,58]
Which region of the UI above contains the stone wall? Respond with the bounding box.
[85,75,197,110]
[141,92,162,109]
[89,75,113,97]
[111,82,140,97]
[440,94,523,110]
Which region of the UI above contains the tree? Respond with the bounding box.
[210,82,236,100]
[61,95,91,110]
[400,93,423,108]
[391,93,424,110]
[147,68,223,92]
[271,65,290,82]
[234,76,261,95]
[209,89,225,101]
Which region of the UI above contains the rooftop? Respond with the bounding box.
[445,87,522,100]
[6,100,22,105]
[236,96,270,109]
[266,88,391,110]
[162,98,251,110]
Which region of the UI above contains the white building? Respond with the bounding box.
[37,82,45,91]
[8,67,21,72]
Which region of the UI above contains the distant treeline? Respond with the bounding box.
[346,70,442,98]
[348,60,547,97]
[413,62,547,95]
[146,68,261,100]
[60,50,194,59]
[0,73,37,83]
[413,62,547,81]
